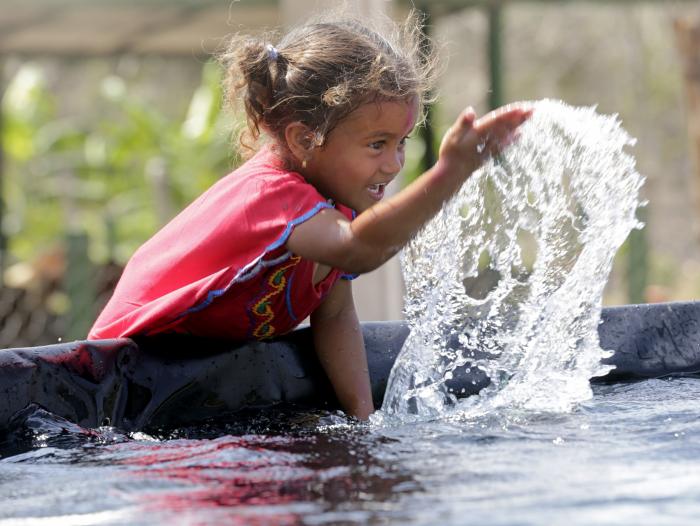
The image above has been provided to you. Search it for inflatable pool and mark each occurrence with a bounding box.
[2,301,700,431]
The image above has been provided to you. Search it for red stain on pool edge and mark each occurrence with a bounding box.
[40,340,130,383]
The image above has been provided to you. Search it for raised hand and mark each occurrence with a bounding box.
[438,104,533,176]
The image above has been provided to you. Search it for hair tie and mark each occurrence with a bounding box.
[266,44,279,62]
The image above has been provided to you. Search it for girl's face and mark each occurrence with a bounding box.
[303,98,418,213]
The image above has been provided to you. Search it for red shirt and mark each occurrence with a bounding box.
[89,147,355,341]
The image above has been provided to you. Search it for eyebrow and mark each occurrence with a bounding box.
[364,130,411,140]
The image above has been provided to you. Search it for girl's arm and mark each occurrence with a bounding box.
[287,105,531,273]
[310,278,373,420]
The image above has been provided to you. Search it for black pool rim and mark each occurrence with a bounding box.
[1,300,700,431]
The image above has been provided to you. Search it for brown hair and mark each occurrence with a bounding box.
[219,10,438,158]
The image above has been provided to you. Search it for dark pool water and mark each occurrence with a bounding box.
[2,377,700,526]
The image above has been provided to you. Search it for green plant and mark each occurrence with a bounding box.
[2,60,238,266]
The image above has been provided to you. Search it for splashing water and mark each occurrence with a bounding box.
[379,99,645,421]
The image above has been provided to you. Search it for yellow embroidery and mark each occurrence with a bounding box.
[251,256,300,339]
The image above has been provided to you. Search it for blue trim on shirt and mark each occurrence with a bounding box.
[265,201,335,252]
[286,273,297,321]
[185,288,226,314]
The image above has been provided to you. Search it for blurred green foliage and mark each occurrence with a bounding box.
[2,60,238,266]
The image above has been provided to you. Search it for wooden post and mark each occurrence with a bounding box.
[65,231,96,340]
[59,168,96,339]
[487,2,504,110]
[417,2,437,173]
[627,208,648,305]
[674,16,700,217]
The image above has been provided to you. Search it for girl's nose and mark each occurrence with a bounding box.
[382,150,404,174]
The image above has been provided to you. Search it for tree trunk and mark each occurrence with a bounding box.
[674,17,700,217]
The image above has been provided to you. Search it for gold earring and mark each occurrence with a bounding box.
[302,158,308,169]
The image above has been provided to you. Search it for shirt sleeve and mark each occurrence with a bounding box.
[90,168,335,339]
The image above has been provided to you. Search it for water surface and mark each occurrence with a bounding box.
[2,377,700,526]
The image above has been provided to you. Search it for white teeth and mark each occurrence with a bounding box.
[369,183,386,192]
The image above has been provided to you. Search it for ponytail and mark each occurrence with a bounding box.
[221,35,284,150]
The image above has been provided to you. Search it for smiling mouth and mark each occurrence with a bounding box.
[367,183,387,200]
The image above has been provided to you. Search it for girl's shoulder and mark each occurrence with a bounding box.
[233,146,301,182]
[219,147,316,201]
[219,147,341,219]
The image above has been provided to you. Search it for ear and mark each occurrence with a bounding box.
[284,121,315,166]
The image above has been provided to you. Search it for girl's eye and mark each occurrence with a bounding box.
[369,141,384,150]
[397,136,410,151]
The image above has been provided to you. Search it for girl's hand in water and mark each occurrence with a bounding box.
[438,104,532,176]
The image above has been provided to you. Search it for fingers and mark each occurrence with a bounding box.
[461,106,477,126]
[473,104,532,154]
[476,104,533,132]
[439,103,532,171]
[451,106,476,134]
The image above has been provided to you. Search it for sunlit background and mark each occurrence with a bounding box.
[0,0,699,347]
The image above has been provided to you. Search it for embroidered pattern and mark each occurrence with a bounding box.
[250,256,301,339]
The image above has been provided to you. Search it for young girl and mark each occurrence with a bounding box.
[89,14,530,420]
